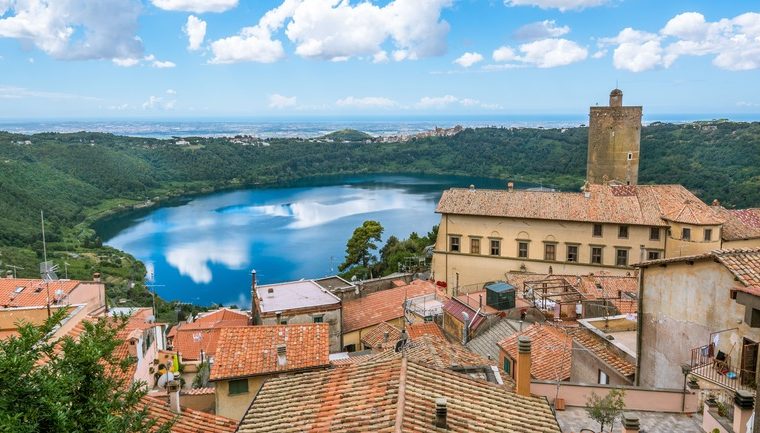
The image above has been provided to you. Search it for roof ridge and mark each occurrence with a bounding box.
[394,356,408,433]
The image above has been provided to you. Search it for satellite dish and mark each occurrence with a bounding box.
[157,372,175,389]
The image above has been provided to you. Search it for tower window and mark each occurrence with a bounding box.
[704,229,712,241]
[627,152,633,161]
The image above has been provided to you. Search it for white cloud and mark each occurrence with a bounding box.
[601,12,760,72]
[416,95,459,109]
[142,94,176,110]
[166,89,177,95]
[151,0,238,13]
[454,52,483,68]
[513,20,570,41]
[492,46,518,62]
[503,0,608,12]
[372,51,389,63]
[492,38,587,68]
[336,96,397,108]
[268,93,297,109]
[592,49,607,59]
[152,59,176,68]
[414,95,502,110]
[0,0,143,62]
[113,57,141,67]
[184,15,206,51]
[210,0,453,64]
[114,54,176,68]
[0,85,98,100]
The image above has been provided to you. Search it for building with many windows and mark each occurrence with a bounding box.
[432,182,724,291]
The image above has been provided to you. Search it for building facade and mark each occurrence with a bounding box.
[432,183,723,292]
[636,248,760,392]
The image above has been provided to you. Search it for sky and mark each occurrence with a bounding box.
[0,0,759,119]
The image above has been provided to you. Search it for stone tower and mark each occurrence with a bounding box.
[586,89,643,185]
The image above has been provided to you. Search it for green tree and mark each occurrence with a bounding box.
[585,388,626,432]
[0,309,172,433]
[339,220,384,272]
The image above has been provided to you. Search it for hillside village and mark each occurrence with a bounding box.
[4,90,760,433]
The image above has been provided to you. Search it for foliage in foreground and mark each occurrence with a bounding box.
[585,388,626,433]
[0,309,172,433]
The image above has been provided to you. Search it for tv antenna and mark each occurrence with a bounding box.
[40,211,60,317]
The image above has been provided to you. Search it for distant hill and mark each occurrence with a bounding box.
[320,129,374,141]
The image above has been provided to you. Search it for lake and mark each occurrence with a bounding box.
[97,174,509,306]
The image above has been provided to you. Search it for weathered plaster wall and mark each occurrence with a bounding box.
[639,260,760,388]
[260,308,342,353]
[570,339,632,386]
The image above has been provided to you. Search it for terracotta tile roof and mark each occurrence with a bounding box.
[436,184,722,226]
[237,355,560,433]
[173,328,222,361]
[714,207,760,241]
[209,324,330,381]
[499,323,572,381]
[180,387,215,396]
[142,395,237,433]
[572,329,635,377]
[361,321,402,350]
[330,351,378,366]
[343,280,438,333]
[195,308,249,325]
[407,322,446,340]
[0,278,82,308]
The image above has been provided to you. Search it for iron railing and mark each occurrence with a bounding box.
[690,344,756,392]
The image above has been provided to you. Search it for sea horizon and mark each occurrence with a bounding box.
[1,113,758,139]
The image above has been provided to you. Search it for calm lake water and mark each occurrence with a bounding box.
[97,174,508,306]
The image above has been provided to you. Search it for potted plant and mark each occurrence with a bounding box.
[704,392,718,407]
[687,375,699,389]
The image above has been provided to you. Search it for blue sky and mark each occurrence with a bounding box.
[0,0,758,119]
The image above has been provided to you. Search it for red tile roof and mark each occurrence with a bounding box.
[715,207,760,241]
[572,329,635,378]
[0,278,82,308]
[195,308,249,325]
[638,248,760,291]
[173,328,221,361]
[209,324,330,381]
[437,184,722,226]
[361,321,402,351]
[499,323,572,381]
[343,280,438,333]
[142,395,237,433]
[407,322,446,340]
[237,356,560,433]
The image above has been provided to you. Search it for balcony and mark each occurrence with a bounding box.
[690,341,757,392]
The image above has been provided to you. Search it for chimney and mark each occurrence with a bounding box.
[712,199,720,207]
[383,331,390,343]
[276,344,287,367]
[5,271,12,279]
[516,336,532,397]
[733,390,754,433]
[434,397,448,428]
[461,312,470,345]
[167,380,181,414]
[267,287,274,296]
[507,181,514,192]
[92,272,101,282]
[621,413,639,433]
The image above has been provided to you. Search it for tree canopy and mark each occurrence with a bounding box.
[0,309,172,433]
[339,220,384,275]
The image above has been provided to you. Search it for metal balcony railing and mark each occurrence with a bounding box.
[690,344,756,392]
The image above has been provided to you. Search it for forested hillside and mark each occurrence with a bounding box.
[0,121,758,311]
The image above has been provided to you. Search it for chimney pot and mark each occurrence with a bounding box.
[434,397,448,428]
[518,335,532,354]
[507,181,514,192]
[92,272,101,282]
[5,271,12,279]
[621,413,639,432]
[267,287,274,294]
[383,331,390,343]
[167,380,181,414]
